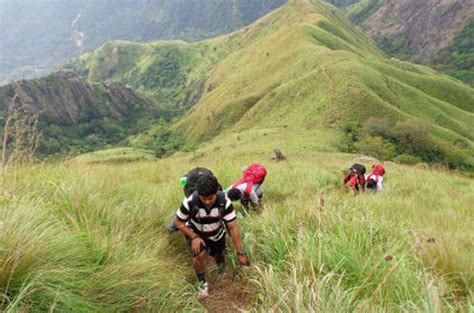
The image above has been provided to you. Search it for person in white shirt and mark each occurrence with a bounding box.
[365,164,385,192]
[366,174,383,192]
[226,182,263,209]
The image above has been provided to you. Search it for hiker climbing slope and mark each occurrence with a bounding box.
[174,174,249,297]
[365,164,386,192]
[167,167,222,232]
[226,163,267,209]
[343,163,366,194]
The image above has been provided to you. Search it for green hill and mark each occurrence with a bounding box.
[68,0,474,171]
[68,40,221,119]
[173,0,474,170]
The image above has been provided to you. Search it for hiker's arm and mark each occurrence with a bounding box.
[226,221,250,266]
[377,176,383,191]
[176,200,205,254]
[175,218,195,239]
[175,219,205,255]
[226,221,243,251]
[175,200,194,239]
[222,201,249,265]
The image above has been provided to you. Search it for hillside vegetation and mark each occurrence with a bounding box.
[431,17,474,85]
[67,0,474,172]
[0,71,155,156]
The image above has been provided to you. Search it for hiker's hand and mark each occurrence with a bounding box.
[238,254,250,266]
[192,237,205,255]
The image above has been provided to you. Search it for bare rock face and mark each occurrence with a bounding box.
[362,0,474,62]
[0,70,153,125]
[0,70,156,155]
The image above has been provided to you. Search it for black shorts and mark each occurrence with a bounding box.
[186,234,226,257]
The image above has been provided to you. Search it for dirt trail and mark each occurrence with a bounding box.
[199,258,255,312]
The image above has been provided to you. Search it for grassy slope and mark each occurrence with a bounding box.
[1,146,473,311]
[171,0,474,167]
[67,40,219,119]
[68,0,474,167]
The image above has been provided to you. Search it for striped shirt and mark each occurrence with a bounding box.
[176,192,236,241]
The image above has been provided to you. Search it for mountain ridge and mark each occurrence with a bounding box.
[2,0,473,170]
[96,0,473,169]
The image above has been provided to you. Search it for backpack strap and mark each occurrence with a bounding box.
[245,183,254,197]
[188,191,227,219]
[216,191,227,217]
[232,178,246,189]
[188,191,201,220]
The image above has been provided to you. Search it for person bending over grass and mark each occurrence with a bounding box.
[365,164,385,192]
[175,174,249,297]
[343,163,366,194]
[226,163,267,209]
[226,183,262,209]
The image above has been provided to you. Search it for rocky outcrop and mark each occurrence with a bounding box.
[0,70,154,125]
[0,70,157,155]
[357,0,474,62]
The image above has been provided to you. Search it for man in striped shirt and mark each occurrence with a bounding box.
[175,174,249,297]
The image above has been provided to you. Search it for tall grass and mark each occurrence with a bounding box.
[1,162,202,312]
[2,148,472,311]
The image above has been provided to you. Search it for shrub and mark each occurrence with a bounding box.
[363,117,393,138]
[355,135,397,160]
[394,154,422,165]
[390,120,437,158]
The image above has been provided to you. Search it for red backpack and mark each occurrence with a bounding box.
[232,163,267,196]
[372,164,385,176]
[366,164,385,185]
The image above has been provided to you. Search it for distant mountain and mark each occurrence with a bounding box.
[70,0,474,170]
[328,0,474,84]
[0,0,286,85]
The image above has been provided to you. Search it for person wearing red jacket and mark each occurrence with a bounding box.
[343,164,366,194]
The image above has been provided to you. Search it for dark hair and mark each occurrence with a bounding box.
[197,175,219,196]
[366,179,376,190]
[227,188,243,201]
